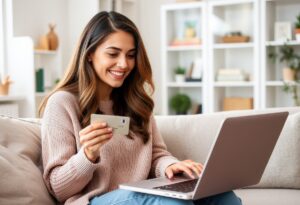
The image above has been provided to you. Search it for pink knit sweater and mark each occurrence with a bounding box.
[41,91,179,205]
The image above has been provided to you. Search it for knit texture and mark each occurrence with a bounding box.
[41,91,179,205]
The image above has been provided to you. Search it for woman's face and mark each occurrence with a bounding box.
[90,30,136,89]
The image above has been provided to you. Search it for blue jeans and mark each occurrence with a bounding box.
[90,189,242,205]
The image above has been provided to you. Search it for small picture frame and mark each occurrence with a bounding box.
[274,22,292,41]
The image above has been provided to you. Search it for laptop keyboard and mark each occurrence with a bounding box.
[154,179,198,193]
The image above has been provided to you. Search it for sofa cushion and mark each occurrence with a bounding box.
[0,116,55,205]
[253,111,300,188]
[235,189,300,205]
[155,107,300,189]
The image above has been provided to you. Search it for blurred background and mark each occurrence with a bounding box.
[1,0,300,118]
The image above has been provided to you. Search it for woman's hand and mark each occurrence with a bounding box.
[79,122,113,163]
[165,159,203,179]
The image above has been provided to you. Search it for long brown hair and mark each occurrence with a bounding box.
[39,11,154,143]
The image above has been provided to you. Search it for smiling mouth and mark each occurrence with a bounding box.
[108,70,126,79]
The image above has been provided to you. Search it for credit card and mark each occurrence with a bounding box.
[91,114,130,135]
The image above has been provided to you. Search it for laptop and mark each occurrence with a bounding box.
[119,112,288,200]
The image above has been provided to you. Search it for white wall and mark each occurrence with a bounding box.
[0,0,4,77]
[12,0,69,78]
[138,0,175,114]
[67,0,99,73]
[12,0,99,77]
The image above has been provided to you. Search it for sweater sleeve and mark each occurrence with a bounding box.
[41,92,100,202]
[150,115,179,178]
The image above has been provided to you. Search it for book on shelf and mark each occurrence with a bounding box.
[192,103,202,114]
[185,78,202,82]
[187,58,202,81]
[216,68,248,82]
[218,68,243,75]
[216,75,247,81]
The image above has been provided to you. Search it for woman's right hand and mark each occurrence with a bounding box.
[79,122,113,162]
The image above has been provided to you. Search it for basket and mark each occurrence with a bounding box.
[222,36,250,43]
[223,97,253,111]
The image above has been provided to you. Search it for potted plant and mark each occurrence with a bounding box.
[295,13,300,41]
[170,93,191,115]
[174,66,186,83]
[269,44,299,81]
[268,44,300,106]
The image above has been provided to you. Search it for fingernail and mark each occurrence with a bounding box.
[102,122,106,126]
[107,127,112,131]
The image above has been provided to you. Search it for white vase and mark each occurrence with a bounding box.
[175,74,185,83]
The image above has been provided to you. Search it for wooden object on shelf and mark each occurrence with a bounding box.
[47,24,59,50]
[0,76,12,96]
[223,97,253,111]
[37,35,49,50]
[221,35,250,43]
[0,84,9,95]
[171,38,201,46]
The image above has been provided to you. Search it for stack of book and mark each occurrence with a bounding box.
[216,69,247,82]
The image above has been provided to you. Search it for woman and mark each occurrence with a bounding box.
[40,11,242,205]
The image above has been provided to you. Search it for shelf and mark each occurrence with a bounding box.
[0,95,26,102]
[34,50,57,55]
[35,92,49,97]
[266,0,300,3]
[210,0,254,7]
[167,45,203,51]
[167,82,202,87]
[266,81,300,86]
[213,43,254,49]
[266,81,284,86]
[214,81,254,87]
[266,41,300,47]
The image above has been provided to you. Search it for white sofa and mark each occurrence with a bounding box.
[0,107,300,205]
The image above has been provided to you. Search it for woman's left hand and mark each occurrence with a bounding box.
[165,159,203,179]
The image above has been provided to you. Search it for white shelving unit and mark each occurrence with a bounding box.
[208,0,259,112]
[34,50,60,93]
[261,0,300,108]
[161,0,259,114]
[161,2,207,115]
[162,0,300,115]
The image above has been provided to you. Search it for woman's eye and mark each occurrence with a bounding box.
[127,53,136,59]
[108,53,118,58]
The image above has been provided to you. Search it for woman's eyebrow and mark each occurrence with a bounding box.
[106,46,136,52]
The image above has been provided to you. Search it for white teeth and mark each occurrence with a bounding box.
[109,71,125,76]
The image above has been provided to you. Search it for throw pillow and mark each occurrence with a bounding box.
[0,116,55,205]
[253,111,300,188]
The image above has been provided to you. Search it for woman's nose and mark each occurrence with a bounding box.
[117,56,128,69]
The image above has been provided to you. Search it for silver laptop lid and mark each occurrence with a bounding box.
[192,112,288,200]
